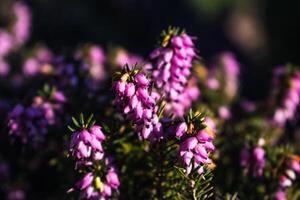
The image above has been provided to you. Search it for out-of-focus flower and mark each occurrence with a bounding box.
[220,52,240,101]
[23,46,53,76]
[252,146,266,177]
[0,58,10,76]
[218,106,231,120]
[240,139,266,177]
[0,30,13,57]
[6,188,26,200]
[206,77,220,90]
[12,2,31,47]
[7,88,66,145]
[114,47,143,68]
[75,45,106,90]
[274,190,286,200]
[272,67,300,126]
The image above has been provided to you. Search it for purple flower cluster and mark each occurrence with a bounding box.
[274,157,300,200]
[32,91,66,125]
[7,104,48,144]
[69,125,106,167]
[68,123,120,199]
[0,2,31,76]
[177,119,216,175]
[75,45,107,90]
[114,69,163,141]
[273,70,300,126]
[7,90,66,144]
[150,31,199,117]
[53,57,78,88]
[75,158,120,200]
[240,140,266,177]
[23,46,53,76]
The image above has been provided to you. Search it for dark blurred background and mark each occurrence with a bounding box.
[26,0,300,100]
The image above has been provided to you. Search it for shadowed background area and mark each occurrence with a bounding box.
[25,0,300,100]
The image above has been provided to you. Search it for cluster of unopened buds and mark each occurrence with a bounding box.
[176,114,216,175]
[67,115,120,199]
[273,67,300,126]
[150,27,200,117]
[70,124,106,168]
[240,138,266,177]
[114,67,163,141]
[274,156,300,200]
[7,87,66,144]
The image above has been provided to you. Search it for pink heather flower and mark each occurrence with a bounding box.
[0,59,10,76]
[204,117,217,134]
[179,128,215,175]
[279,175,292,188]
[150,32,199,117]
[114,70,162,141]
[12,2,31,47]
[73,159,120,200]
[114,48,143,68]
[69,125,106,167]
[0,30,13,57]
[218,106,231,120]
[106,170,120,189]
[32,90,66,125]
[221,52,240,100]
[290,159,300,173]
[36,46,53,62]
[176,122,187,138]
[7,89,65,145]
[166,77,200,117]
[23,57,40,76]
[7,188,26,200]
[88,45,106,82]
[274,190,286,200]
[207,77,220,90]
[272,67,300,126]
[75,45,106,90]
[252,146,266,177]
[22,46,53,76]
[53,91,67,103]
[274,157,300,197]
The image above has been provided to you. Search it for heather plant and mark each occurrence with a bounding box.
[0,1,300,200]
